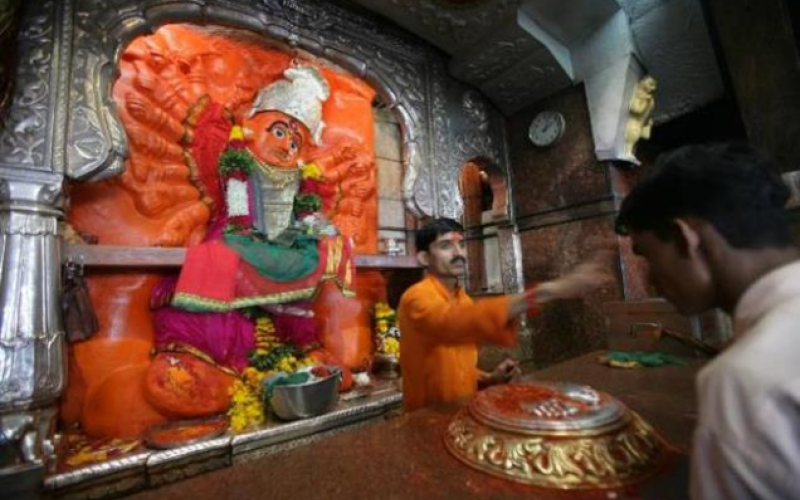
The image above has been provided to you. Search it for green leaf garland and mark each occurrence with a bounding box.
[218,148,256,177]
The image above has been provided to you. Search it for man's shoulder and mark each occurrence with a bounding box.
[399,278,435,308]
[698,335,800,440]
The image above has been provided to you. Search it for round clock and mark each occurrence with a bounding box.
[528,111,566,147]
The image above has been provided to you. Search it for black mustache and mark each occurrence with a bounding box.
[450,256,466,265]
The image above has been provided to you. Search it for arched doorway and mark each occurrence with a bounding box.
[459,158,508,295]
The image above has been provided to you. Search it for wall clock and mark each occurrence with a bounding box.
[528,110,566,147]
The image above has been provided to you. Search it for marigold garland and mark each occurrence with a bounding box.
[228,377,264,432]
[374,302,401,359]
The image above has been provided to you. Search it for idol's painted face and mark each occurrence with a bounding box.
[420,231,467,279]
[244,111,311,168]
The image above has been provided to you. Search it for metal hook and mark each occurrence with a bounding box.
[64,258,73,280]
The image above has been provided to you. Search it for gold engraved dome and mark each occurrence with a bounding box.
[444,381,667,489]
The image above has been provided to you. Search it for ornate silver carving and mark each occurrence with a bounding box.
[496,224,523,294]
[66,0,445,214]
[427,79,509,219]
[0,1,56,169]
[452,35,534,85]
[259,0,336,31]
[0,169,64,207]
[50,0,72,175]
[455,90,503,168]
[0,408,57,468]
[0,0,23,118]
[381,0,519,47]
[67,1,126,181]
[261,0,425,59]
[482,51,566,114]
[0,204,64,410]
[462,91,489,132]
[429,63,454,218]
[0,211,58,235]
[401,136,428,216]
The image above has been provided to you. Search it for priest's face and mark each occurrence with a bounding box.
[244,110,312,169]
[421,231,467,279]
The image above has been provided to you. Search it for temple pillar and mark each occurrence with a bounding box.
[0,0,69,497]
[0,171,64,499]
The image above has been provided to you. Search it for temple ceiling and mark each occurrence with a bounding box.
[345,0,724,122]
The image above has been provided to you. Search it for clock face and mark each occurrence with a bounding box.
[528,111,565,147]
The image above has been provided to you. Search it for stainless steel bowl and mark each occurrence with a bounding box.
[267,367,341,421]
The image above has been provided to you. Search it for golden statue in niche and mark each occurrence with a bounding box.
[623,75,657,162]
[65,25,380,438]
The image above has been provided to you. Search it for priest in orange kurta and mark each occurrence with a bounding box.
[399,218,611,411]
[399,275,526,410]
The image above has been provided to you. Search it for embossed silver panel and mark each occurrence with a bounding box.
[0,1,57,170]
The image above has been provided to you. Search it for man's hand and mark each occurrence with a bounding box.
[533,250,615,303]
[507,247,615,320]
[480,357,521,387]
[494,357,521,383]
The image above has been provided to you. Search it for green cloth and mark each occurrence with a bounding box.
[224,231,319,282]
[606,351,687,367]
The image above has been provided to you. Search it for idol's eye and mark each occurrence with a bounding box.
[273,127,286,139]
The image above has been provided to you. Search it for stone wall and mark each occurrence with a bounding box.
[506,85,625,367]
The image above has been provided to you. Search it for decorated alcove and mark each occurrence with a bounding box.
[0,0,523,461]
[63,23,391,438]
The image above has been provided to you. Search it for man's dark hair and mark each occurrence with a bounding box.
[415,218,464,253]
[615,143,793,249]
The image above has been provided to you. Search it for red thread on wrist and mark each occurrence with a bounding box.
[525,285,540,315]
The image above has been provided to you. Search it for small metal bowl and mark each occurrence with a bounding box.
[267,366,341,421]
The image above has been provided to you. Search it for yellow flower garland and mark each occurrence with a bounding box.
[373,302,401,359]
[228,378,265,432]
[230,314,326,431]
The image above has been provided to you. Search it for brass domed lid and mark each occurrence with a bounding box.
[445,381,666,489]
[468,381,628,437]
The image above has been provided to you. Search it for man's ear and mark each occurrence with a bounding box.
[673,218,702,259]
[416,250,430,267]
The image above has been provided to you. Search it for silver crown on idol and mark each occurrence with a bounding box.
[248,61,331,143]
